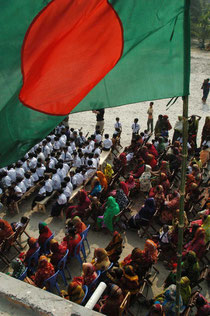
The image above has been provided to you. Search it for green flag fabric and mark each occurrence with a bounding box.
[0,0,190,167]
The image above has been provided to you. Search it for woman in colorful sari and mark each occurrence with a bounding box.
[120,247,142,267]
[126,175,136,191]
[89,180,102,197]
[62,281,85,304]
[105,231,123,263]
[146,142,158,158]
[154,284,185,316]
[11,258,26,279]
[120,181,129,197]
[104,163,114,184]
[159,173,170,195]
[146,153,157,170]
[92,248,111,271]
[99,284,124,316]
[202,214,210,243]
[33,255,55,288]
[82,262,97,286]
[121,265,139,295]
[195,293,210,316]
[139,165,152,192]
[0,219,13,243]
[143,239,158,265]
[66,190,91,219]
[185,174,196,195]
[183,227,206,260]
[96,171,108,191]
[119,152,127,167]
[180,276,191,306]
[72,216,87,234]
[128,198,156,229]
[115,188,129,210]
[62,227,81,257]
[161,191,180,223]
[182,251,200,284]
[132,158,145,178]
[24,237,40,265]
[97,196,120,232]
[49,239,67,269]
[38,222,53,251]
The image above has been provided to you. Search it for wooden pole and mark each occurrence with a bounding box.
[175,95,188,315]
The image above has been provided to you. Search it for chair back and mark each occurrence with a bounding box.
[44,270,60,291]
[81,285,88,305]
[74,236,84,257]
[57,249,69,271]
[119,292,131,316]
[43,234,54,254]
[89,270,101,292]
[101,262,114,275]
[28,247,41,271]
[81,225,90,240]
[18,267,28,281]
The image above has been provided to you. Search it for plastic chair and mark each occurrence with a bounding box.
[100,262,114,281]
[41,234,54,255]
[57,249,71,285]
[81,285,88,306]
[27,247,41,274]
[88,270,101,295]
[80,225,90,260]
[18,267,28,281]
[72,236,85,268]
[44,270,61,295]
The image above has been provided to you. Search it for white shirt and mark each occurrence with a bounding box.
[54,141,60,150]
[94,147,101,156]
[66,181,73,193]
[73,156,81,168]
[59,138,66,149]
[67,146,73,154]
[63,186,71,198]
[57,168,66,182]
[70,141,76,151]
[92,158,98,169]
[24,178,33,189]
[74,173,84,186]
[14,185,23,197]
[114,122,122,129]
[84,169,95,180]
[38,186,46,196]
[49,159,56,169]
[18,181,27,193]
[52,174,61,190]
[57,193,67,205]
[31,173,39,182]
[7,169,16,182]
[45,179,53,193]
[126,153,134,161]
[132,123,140,133]
[2,176,12,187]
[37,152,45,162]
[36,166,46,178]
[43,145,51,158]
[16,167,25,178]
[22,161,30,172]
[60,151,73,162]
[60,134,67,144]
[29,157,37,169]
[103,138,112,149]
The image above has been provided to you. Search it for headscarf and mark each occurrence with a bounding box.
[139,198,156,218]
[162,284,184,314]
[0,219,13,239]
[160,160,170,174]
[131,248,144,264]
[149,304,163,316]
[144,239,158,263]
[126,175,135,190]
[79,189,88,204]
[34,255,55,288]
[104,163,114,180]
[115,189,129,210]
[38,222,52,247]
[193,227,206,243]
[82,263,97,286]
[93,248,111,271]
[122,265,139,294]
[180,277,191,305]
[67,281,85,304]
[160,172,167,182]
[38,222,48,233]
[96,171,108,190]
[72,216,86,234]
[119,153,127,167]
[28,237,38,248]
[103,196,120,231]
[120,181,129,196]
[202,215,210,243]
[11,258,26,279]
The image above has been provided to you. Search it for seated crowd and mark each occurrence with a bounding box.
[0,113,210,316]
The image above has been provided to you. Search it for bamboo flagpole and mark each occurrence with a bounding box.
[175,95,189,315]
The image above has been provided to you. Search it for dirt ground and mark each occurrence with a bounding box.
[0,48,209,315]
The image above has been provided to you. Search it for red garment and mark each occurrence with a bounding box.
[147,144,158,158]
[77,190,91,214]
[74,221,87,234]
[161,179,170,194]
[25,244,39,264]
[121,254,132,266]
[63,233,81,256]
[119,153,127,167]
[0,219,13,243]
[34,258,55,288]
[133,165,145,178]
[183,228,206,259]
[50,242,67,268]
[120,181,129,196]
[38,226,53,248]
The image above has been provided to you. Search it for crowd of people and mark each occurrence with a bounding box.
[0,109,209,315]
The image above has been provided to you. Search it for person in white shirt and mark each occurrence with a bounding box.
[28,153,38,169]
[72,152,81,168]
[24,173,34,190]
[59,135,66,149]
[31,168,39,183]
[1,171,12,188]
[94,143,101,156]
[131,118,140,139]
[84,160,96,181]
[46,137,53,153]
[42,143,51,159]
[16,162,25,178]
[69,171,78,189]
[36,163,46,179]
[7,165,17,183]
[69,139,76,151]
[21,158,30,172]
[31,180,46,208]
[61,182,71,199]
[64,177,73,194]
[44,175,53,195]
[102,134,113,151]
[16,177,27,194]
[54,137,61,151]
[114,117,122,133]
[51,190,67,217]
[36,148,45,162]
[52,169,62,190]
[74,169,85,186]
[57,163,66,182]
[14,183,23,199]
[78,131,86,145]
[60,147,73,163]
[60,131,67,144]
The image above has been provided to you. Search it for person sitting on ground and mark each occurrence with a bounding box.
[72,216,87,234]
[91,248,111,271]
[0,219,13,243]
[105,231,123,263]
[38,222,53,251]
[62,227,81,257]
[33,255,55,288]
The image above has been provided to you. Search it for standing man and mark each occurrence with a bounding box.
[92,108,105,133]
[147,102,154,133]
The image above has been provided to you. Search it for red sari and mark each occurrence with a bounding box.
[183,228,206,259]
[0,219,13,243]
[50,241,67,268]
[34,256,55,288]
[62,233,81,256]
[38,224,53,248]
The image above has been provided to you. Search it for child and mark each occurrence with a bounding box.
[114,117,122,133]
[11,216,28,232]
[131,118,140,139]
[102,134,113,151]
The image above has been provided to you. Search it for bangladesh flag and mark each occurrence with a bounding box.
[0,0,190,167]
